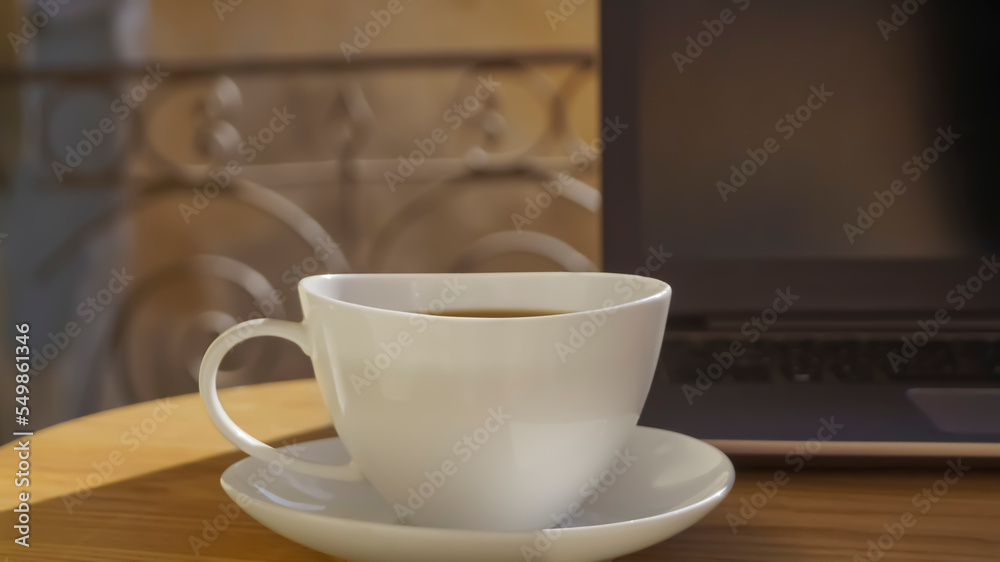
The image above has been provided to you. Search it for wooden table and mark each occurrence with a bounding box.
[2,379,998,561]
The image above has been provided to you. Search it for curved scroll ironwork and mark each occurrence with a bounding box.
[448,58,594,166]
[110,255,288,401]
[35,174,351,280]
[13,49,602,418]
[451,230,599,273]
[367,160,601,272]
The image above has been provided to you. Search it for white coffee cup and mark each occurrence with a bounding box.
[200,272,670,531]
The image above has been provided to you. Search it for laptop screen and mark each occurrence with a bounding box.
[604,0,999,314]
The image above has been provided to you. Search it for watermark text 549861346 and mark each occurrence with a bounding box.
[13,322,34,549]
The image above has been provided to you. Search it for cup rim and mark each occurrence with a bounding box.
[298,272,671,321]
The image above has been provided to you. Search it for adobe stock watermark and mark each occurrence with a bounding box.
[716,84,833,202]
[26,268,135,376]
[544,0,588,30]
[877,0,929,41]
[189,235,337,351]
[385,74,501,192]
[61,398,180,513]
[339,0,413,62]
[178,105,296,223]
[392,407,511,523]
[511,116,628,232]
[727,417,843,533]
[672,0,750,73]
[554,244,671,363]
[842,126,959,244]
[350,277,468,395]
[51,64,170,182]
[521,449,638,561]
[278,234,342,289]
[189,439,308,556]
[886,254,997,373]
[683,287,799,404]
[7,0,72,54]
[852,459,970,562]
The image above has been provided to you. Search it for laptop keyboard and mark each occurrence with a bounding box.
[659,338,1000,383]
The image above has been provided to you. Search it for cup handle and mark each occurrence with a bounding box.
[199,318,365,481]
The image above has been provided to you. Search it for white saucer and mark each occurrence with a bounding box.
[220,426,734,562]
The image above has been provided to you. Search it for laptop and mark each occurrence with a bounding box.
[601,0,1000,461]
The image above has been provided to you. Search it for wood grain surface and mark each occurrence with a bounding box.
[2,379,998,561]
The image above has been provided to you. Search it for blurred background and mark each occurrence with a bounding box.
[0,0,602,432]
